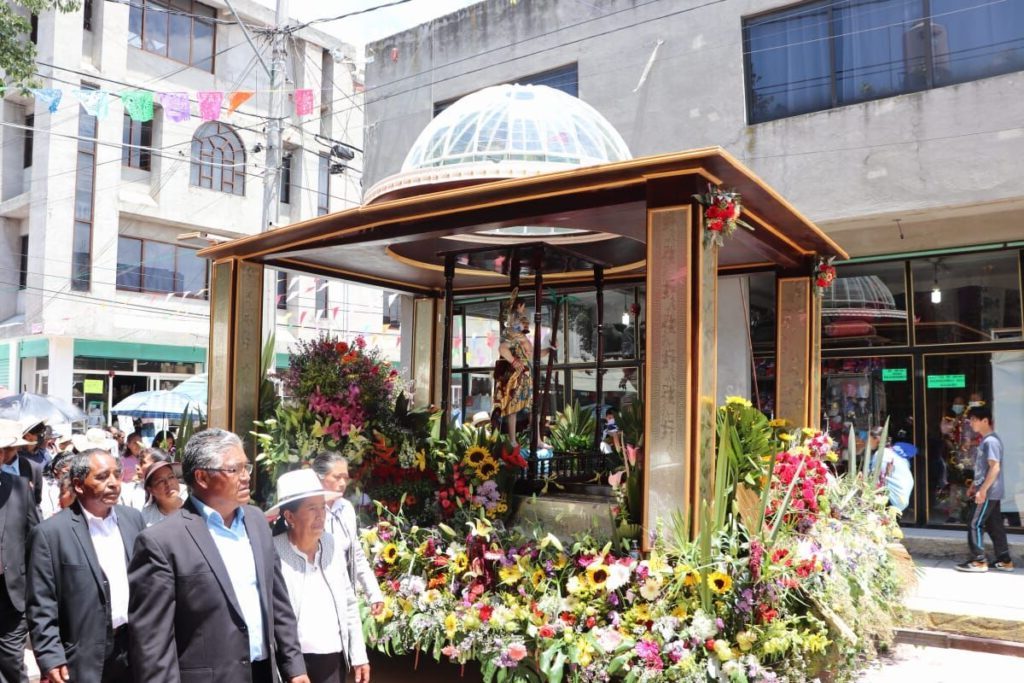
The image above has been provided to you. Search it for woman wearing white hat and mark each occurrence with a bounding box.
[267,469,370,683]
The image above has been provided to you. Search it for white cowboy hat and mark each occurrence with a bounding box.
[471,410,492,427]
[71,427,118,456]
[265,469,343,518]
[0,419,31,448]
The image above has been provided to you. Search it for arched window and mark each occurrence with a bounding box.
[190,122,245,195]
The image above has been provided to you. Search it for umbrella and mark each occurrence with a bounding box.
[0,392,87,425]
[170,373,207,407]
[111,390,205,419]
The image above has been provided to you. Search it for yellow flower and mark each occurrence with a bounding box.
[707,571,732,594]
[381,543,399,564]
[553,553,569,570]
[414,449,427,471]
[444,613,458,639]
[578,640,596,667]
[476,457,500,479]
[496,501,509,514]
[671,604,688,619]
[713,639,737,661]
[499,564,523,585]
[725,396,752,408]
[530,568,546,590]
[778,433,793,443]
[801,427,816,437]
[736,631,756,652]
[769,419,788,428]
[452,552,469,573]
[585,564,610,591]
[804,632,829,653]
[463,445,490,467]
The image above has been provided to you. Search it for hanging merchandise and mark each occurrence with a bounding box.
[294,88,314,116]
[72,88,110,119]
[197,91,224,121]
[227,90,254,115]
[31,88,63,113]
[121,91,154,122]
[157,92,191,123]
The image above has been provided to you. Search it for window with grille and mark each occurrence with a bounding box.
[190,122,245,195]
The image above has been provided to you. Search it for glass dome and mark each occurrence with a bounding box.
[402,84,632,171]
[823,275,907,319]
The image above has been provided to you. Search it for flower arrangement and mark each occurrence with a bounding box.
[360,400,911,683]
[815,257,838,296]
[693,185,754,248]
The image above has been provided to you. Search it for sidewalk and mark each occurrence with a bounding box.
[901,527,1024,643]
[858,643,1024,680]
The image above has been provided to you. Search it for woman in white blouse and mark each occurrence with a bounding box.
[268,469,370,683]
[140,454,184,526]
[312,452,384,615]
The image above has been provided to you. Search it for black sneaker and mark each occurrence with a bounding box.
[955,559,989,573]
[992,560,1015,572]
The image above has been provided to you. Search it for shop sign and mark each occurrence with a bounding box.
[881,368,907,382]
[83,379,105,394]
[926,374,966,389]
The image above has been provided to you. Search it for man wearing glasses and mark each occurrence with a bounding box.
[127,429,309,683]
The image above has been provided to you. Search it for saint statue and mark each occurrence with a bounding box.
[492,291,533,441]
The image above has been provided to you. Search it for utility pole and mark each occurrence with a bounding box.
[223,0,288,342]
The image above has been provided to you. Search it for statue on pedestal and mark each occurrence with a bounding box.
[492,291,533,442]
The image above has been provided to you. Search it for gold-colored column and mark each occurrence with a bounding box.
[642,200,718,546]
[411,297,440,410]
[775,276,819,427]
[207,259,264,449]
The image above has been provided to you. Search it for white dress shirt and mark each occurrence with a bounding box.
[287,543,344,655]
[81,506,130,629]
[326,498,384,604]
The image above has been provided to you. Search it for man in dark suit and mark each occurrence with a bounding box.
[0,420,43,507]
[0,456,41,683]
[128,428,309,683]
[27,449,145,683]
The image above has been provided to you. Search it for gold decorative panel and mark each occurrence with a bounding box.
[643,206,691,547]
[412,297,438,410]
[692,239,718,533]
[232,260,263,445]
[776,277,813,426]
[208,261,233,430]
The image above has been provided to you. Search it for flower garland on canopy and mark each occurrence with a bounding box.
[815,257,838,296]
[693,185,754,248]
[360,401,911,683]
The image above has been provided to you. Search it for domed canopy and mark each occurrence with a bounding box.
[365,84,632,203]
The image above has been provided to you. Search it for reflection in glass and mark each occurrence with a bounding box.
[823,263,908,348]
[913,252,1022,344]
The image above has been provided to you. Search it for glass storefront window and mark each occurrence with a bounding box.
[567,287,642,363]
[136,361,202,374]
[822,262,908,349]
[923,352,1023,529]
[912,251,1022,345]
[821,355,917,523]
[75,357,134,371]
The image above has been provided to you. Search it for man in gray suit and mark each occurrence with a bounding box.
[0,444,41,683]
[128,429,309,683]
[27,449,145,683]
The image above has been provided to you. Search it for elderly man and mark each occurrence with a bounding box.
[27,449,145,683]
[128,429,309,683]
[0,431,41,683]
[0,419,42,507]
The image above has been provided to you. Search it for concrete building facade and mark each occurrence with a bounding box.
[363,0,1024,528]
[1,0,398,418]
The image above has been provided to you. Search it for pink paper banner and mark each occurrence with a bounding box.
[294,89,314,116]
[197,91,224,121]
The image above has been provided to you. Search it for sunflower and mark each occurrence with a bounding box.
[476,457,500,479]
[463,445,491,467]
[585,563,611,591]
[381,543,399,565]
[707,571,733,594]
[530,568,546,590]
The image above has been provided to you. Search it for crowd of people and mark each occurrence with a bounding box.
[0,418,375,683]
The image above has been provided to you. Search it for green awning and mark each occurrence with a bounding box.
[73,339,206,363]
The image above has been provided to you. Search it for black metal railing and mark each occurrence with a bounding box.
[515,450,614,493]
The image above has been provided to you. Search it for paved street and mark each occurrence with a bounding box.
[859,643,1024,680]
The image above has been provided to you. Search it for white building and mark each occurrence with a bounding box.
[0,0,399,417]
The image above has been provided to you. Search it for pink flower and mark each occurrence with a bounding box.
[507,643,528,662]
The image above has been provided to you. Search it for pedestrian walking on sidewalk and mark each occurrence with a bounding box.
[955,404,1014,573]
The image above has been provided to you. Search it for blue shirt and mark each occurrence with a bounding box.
[0,460,18,477]
[192,498,266,661]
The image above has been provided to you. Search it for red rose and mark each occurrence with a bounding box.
[479,605,493,622]
[538,625,555,639]
[335,341,349,354]
[707,219,724,232]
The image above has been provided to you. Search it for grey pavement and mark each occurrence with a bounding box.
[858,643,1024,680]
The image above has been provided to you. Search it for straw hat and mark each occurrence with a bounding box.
[0,419,31,448]
[265,469,343,518]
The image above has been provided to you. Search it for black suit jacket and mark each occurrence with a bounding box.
[128,497,306,683]
[0,471,40,612]
[26,502,145,683]
[17,456,42,507]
